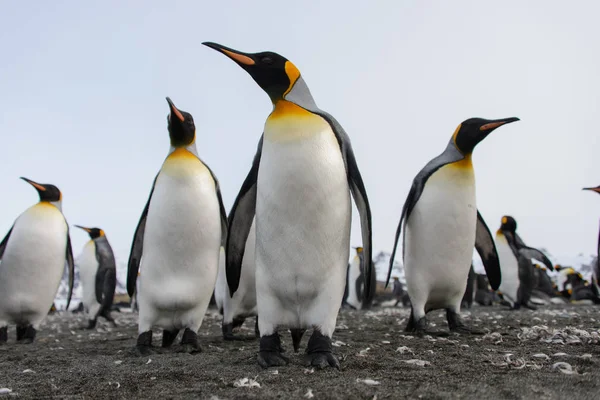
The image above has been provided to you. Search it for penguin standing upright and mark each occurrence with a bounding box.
[388,117,518,335]
[495,216,554,309]
[583,185,600,297]
[344,247,366,310]
[0,178,74,344]
[74,225,117,329]
[220,219,258,340]
[203,42,373,369]
[127,98,228,355]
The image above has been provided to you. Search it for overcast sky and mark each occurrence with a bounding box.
[1,1,598,265]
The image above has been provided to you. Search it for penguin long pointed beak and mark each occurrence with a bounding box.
[74,225,92,233]
[166,97,185,122]
[202,42,256,66]
[583,186,600,194]
[20,177,46,192]
[479,117,520,132]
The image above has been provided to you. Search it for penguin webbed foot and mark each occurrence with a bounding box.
[133,330,155,356]
[16,325,36,344]
[303,331,340,370]
[405,311,429,337]
[447,309,483,335]
[0,327,7,344]
[257,333,289,368]
[85,319,97,330]
[179,328,202,354]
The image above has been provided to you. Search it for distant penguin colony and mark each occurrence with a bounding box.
[0,42,598,377]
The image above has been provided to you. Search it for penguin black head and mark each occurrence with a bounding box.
[74,225,105,239]
[499,215,517,233]
[583,186,600,195]
[166,97,195,147]
[202,42,300,104]
[20,177,61,203]
[452,117,520,154]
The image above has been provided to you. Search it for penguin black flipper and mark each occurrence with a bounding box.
[0,225,14,260]
[313,111,374,304]
[517,246,554,271]
[226,136,263,296]
[474,210,501,290]
[94,239,117,304]
[65,229,75,310]
[204,164,229,246]
[127,174,159,297]
[387,145,465,286]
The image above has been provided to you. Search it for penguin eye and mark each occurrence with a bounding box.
[261,56,273,65]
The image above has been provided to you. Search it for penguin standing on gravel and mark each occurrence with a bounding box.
[388,117,518,335]
[127,98,228,355]
[583,185,600,297]
[495,216,554,309]
[203,42,373,369]
[74,225,117,329]
[0,178,74,344]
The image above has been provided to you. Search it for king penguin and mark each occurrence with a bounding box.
[343,247,375,310]
[203,42,373,369]
[127,97,228,355]
[388,117,519,335]
[495,215,554,309]
[74,225,117,329]
[583,185,600,298]
[0,177,74,344]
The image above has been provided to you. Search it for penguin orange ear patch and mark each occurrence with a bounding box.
[501,217,507,224]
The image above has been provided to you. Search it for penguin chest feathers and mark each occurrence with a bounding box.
[264,100,332,143]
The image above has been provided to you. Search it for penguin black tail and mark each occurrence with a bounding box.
[290,329,306,353]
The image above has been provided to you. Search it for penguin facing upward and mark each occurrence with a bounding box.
[127,98,228,355]
[344,247,366,310]
[0,178,74,344]
[74,225,117,329]
[388,117,519,335]
[495,216,554,309]
[203,42,373,369]
[583,185,600,298]
[220,219,258,340]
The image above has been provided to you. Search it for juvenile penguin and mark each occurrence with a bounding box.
[0,177,74,344]
[388,117,519,335]
[220,219,258,340]
[127,98,228,355]
[74,225,117,329]
[495,216,553,309]
[344,247,366,310]
[583,185,600,297]
[203,42,373,369]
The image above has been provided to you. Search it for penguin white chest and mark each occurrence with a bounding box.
[0,203,67,325]
[77,241,100,315]
[496,233,519,303]
[404,159,476,309]
[140,149,221,313]
[255,104,351,330]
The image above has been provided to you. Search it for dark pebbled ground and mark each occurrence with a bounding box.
[1,304,599,399]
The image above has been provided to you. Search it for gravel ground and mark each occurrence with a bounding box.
[1,304,599,399]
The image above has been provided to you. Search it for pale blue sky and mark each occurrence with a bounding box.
[1,1,598,264]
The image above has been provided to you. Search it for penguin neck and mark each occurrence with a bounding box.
[168,142,198,158]
[39,200,62,211]
[280,75,319,112]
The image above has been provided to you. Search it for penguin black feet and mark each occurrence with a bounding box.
[162,329,180,348]
[447,309,483,335]
[102,312,118,328]
[257,333,289,368]
[179,328,202,354]
[303,331,340,370]
[16,325,36,344]
[405,310,428,336]
[86,319,97,330]
[134,330,154,356]
[0,327,7,345]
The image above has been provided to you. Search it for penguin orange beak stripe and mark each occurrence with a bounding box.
[201,42,255,66]
[74,225,92,233]
[479,117,520,131]
[20,177,46,192]
[166,97,185,122]
[583,187,600,193]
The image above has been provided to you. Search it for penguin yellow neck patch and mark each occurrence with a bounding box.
[163,147,207,176]
[449,153,473,170]
[265,100,329,142]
